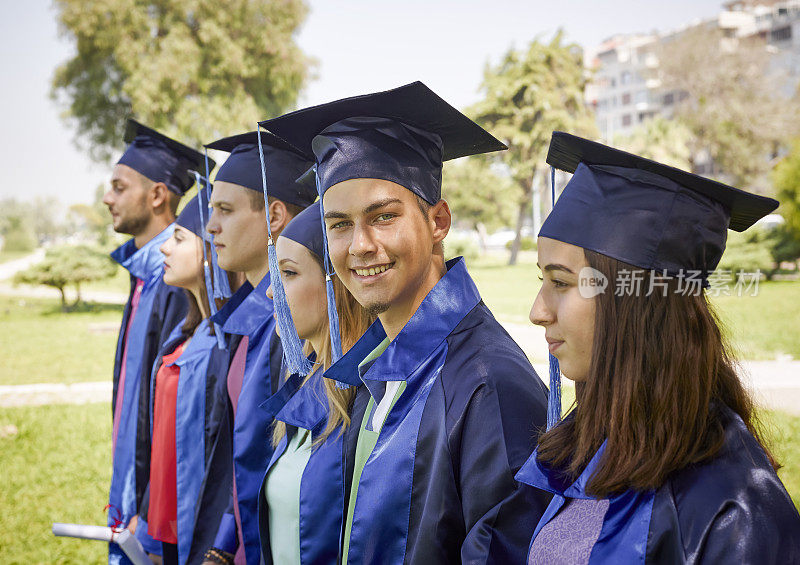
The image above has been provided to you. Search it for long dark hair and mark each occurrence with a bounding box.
[181,241,236,337]
[536,249,778,497]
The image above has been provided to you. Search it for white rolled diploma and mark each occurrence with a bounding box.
[52,523,151,565]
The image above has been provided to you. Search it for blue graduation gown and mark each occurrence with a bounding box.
[208,273,283,564]
[516,406,800,563]
[139,319,232,565]
[108,226,187,563]
[326,257,551,564]
[257,369,346,565]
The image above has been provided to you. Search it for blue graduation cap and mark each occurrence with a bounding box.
[118,119,214,195]
[205,131,316,207]
[259,82,507,376]
[541,131,779,429]
[259,81,507,203]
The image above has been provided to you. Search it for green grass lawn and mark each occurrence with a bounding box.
[0,296,122,386]
[468,253,800,360]
[1,399,797,564]
[0,403,111,564]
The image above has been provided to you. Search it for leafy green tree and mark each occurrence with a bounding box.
[52,0,312,161]
[717,229,775,279]
[442,156,516,248]
[0,199,37,252]
[469,31,597,265]
[14,245,118,311]
[772,140,800,244]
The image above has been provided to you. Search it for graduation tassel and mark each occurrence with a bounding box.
[313,167,347,387]
[192,172,227,350]
[205,148,231,300]
[257,129,312,376]
[547,165,562,431]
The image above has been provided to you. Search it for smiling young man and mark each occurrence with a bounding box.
[263,82,551,564]
[105,119,213,564]
[202,131,315,565]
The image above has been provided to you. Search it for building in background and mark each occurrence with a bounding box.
[586,0,800,142]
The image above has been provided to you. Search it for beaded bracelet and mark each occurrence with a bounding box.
[204,547,234,565]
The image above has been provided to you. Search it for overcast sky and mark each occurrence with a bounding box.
[1,0,722,206]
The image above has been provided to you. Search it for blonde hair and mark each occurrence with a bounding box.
[272,256,373,447]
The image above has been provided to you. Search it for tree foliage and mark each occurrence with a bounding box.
[442,157,516,237]
[772,139,800,245]
[51,0,312,161]
[469,31,597,264]
[657,27,800,187]
[14,245,118,311]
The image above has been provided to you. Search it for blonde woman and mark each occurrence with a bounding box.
[258,201,372,565]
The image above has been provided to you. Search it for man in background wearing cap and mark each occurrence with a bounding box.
[202,132,315,565]
[263,82,551,564]
[104,120,212,563]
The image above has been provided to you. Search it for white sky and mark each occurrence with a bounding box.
[1,0,722,206]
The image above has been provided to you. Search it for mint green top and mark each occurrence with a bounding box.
[264,427,312,565]
[342,337,406,563]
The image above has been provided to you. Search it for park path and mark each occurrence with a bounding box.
[0,257,797,413]
[1,320,797,414]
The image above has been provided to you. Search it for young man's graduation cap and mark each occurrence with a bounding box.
[205,131,316,207]
[118,119,214,195]
[259,81,507,375]
[540,131,779,429]
[260,80,507,203]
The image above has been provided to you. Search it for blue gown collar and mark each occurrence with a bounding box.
[275,368,329,432]
[210,280,252,327]
[325,257,481,389]
[173,323,218,367]
[220,272,273,336]
[110,224,174,281]
[516,437,608,500]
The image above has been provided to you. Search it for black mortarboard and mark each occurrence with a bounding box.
[205,131,316,208]
[541,132,779,278]
[118,119,214,195]
[259,81,507,204]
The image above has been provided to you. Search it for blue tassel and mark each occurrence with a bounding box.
[268,237,313,375]
[257,127,312,376]
[313,168,347,388]
[203,148,231,300]
[192,172,227,350]
[547,353,561,430]
[546,165,561,430]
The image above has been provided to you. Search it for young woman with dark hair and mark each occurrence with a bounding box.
[133,196,235,565]
[517,133,800,564]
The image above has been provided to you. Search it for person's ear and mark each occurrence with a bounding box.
[268,199,291,235]
[150,182,169,212]
[430,199,451,245]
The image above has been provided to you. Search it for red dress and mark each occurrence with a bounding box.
[148,341,186,544]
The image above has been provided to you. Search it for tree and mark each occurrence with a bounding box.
[51,0,312,161]
[772,140,800,243]
[442,156,516,248]
[0,199,37,253]
[14,245,118,311]
[469,31,597,265]
[657,27,800,188]
[614,116,693,170]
